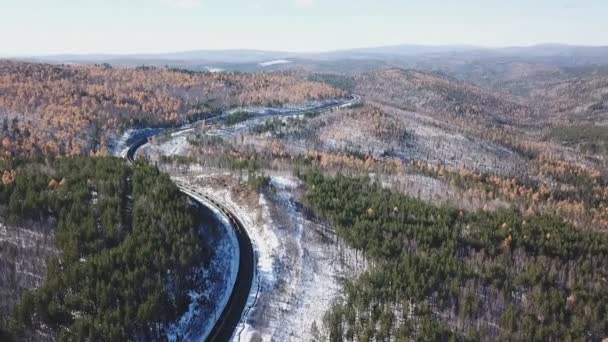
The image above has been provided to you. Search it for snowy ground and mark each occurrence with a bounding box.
[0,223,55,252]
[0,222,58,321]
[310,103,525,175]
[221,97,352,118]
[175,172,366,341]
[107,128,163,157]
[148,134,191,158]
[166,191,240,341]
[109,97,354,159]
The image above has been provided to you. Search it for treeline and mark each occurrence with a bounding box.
[0,60,344,158]
[0,157,208,340]
[300,170,608,341]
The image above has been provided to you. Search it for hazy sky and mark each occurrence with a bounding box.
[1,0,607,55]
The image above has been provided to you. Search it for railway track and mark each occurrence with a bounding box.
[127,137,255,342]
[179,187,255,342]
[124,94,361,341]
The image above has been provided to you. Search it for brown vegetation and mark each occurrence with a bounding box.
[0,61,344,158]
[355,68,537,126]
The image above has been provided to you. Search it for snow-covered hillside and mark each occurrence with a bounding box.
[175,172,366,341]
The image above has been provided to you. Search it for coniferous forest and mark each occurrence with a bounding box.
[0,157,207,340]
[301,170,608,341]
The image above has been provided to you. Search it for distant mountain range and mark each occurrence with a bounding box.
[18,44,607,62]
[14,44,608,73]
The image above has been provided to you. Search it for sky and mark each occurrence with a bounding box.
[1,0,607,56]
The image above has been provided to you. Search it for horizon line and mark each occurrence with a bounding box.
[3,42,608,59]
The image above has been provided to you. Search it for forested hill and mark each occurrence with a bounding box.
[0,60,345,159]
[0,157,208,340]
[301,170,608,341]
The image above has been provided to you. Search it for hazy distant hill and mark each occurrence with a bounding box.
[26,49,288,64]
[17,44,608,72]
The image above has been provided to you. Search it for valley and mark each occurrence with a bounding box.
[2,43,608,341]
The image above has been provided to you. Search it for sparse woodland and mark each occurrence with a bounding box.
[354,68,538,126]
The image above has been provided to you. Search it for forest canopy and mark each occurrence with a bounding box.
[0,157,208,340]
[0,60,345,158]
[300,170,608,341]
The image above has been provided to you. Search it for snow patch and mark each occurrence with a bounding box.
[270,176,300,189]
[258,60,292,67]
[158,135,190,156]
[107,128,162,158]
[205,66,225,73]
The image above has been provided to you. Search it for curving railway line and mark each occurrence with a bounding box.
[124,94,361,341]
[127,138,254,342]
[179,187,255,342]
